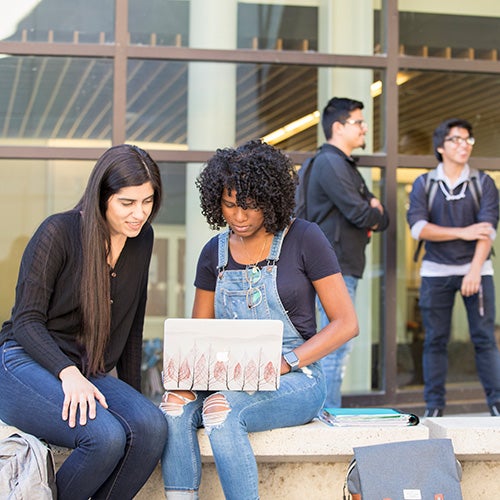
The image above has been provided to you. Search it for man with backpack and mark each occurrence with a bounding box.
[302,97,389,408]
[407,118,500,417]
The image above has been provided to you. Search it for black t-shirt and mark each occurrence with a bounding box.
[194,218,341,339]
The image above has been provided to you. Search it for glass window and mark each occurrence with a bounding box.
[0,158,185,337]
[343,165,386,396]
[0,56,113,146]
[128,1,382,55]
[238,2,318,51]
[399,7,500,60]
[399,71,500,157]
[0,159,92,325]
[1,1,115,43]
[127,59,382,155]
[144,162,187,338]
[129,0,189,47]
[126,60,188,148]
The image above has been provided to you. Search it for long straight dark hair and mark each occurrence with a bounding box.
[75,144,162,376]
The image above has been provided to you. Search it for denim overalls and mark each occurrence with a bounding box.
[161,228,325,500]
[215,229,315,356]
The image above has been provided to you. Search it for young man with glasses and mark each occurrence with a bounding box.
[407,118,500,417]
[305,97,389,408]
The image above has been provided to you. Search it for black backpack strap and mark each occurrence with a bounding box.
[413,239,424,263]
[298,149,337,225]
[468,167,482,211]
[413,171,435,262]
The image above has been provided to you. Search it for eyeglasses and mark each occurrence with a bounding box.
[245,265,262,309]
[444,136,475,146]
[342,119,368,128]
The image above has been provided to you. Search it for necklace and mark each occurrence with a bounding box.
[438,179,468,201]
[239,235,269,266]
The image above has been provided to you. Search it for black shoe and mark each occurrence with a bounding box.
[490,402,500,416]
[423,408,443,417]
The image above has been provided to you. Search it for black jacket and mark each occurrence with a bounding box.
[305,143,389,278]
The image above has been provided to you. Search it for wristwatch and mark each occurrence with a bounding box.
[283,350,300,371]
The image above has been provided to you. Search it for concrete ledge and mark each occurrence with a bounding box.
[197,419,429,462]
[2,418,499,499]
[423,416,500,460]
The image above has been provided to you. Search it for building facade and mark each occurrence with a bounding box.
[1,0,500,413]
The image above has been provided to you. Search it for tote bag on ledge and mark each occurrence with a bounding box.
[344,438,463,500]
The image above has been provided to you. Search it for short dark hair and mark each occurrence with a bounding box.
[433,118,473,162]
[196,139,298,234]
[321,97,364,140]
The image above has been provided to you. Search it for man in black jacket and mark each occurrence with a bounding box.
[306,97,389,408]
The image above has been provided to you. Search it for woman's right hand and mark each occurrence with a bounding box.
[59,366,108,427]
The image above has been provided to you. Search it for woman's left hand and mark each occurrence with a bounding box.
[280,356,291,375]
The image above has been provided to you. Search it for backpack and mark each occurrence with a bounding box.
[294,151,336,225]
[294,155,316,219]
[413,167,483,262]
[0,432,57,499]
[344,438,463,500]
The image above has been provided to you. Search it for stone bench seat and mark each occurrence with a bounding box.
[2,417,499,499]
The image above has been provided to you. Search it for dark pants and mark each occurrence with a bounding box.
[419,275,500,408]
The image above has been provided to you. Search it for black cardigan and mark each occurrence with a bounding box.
[0,210,153,391]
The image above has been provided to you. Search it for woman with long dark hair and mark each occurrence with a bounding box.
[0,144,168,499]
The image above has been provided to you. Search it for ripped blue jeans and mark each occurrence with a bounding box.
[160,365,325,500]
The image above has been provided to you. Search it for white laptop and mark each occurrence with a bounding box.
[162,318,283,391]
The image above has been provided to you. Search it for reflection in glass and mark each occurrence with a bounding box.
[0,159,92,325]
[399,9,500,60]
[342,166,385,396]
[127,60,384,154]
[129,0,189,47]
[0,56,113,145]
[1,0,115,43]
[237,3,317,51]
[0,159,185,337]
[398,72,500,157]
[126,60,188,147]
[128,1,383,55]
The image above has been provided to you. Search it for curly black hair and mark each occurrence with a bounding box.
[196,139,298,233]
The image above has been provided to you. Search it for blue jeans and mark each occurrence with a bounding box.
[160,229,326,500]
[318,274,358,408]
[161,368,325,500]
[419,275,500,408]
[0,340,168,500]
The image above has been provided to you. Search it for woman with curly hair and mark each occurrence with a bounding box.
[160,139,358,500]
[0,144,168,499]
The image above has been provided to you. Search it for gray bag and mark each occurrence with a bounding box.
[344,438,462,500]
[0,432,57,499]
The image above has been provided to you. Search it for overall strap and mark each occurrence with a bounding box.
[217,226,289,271]
[217,230,230,272]
[267,229,286,263]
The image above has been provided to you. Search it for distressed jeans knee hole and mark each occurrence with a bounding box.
[160,391,196,417]
[202,394,231,428]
